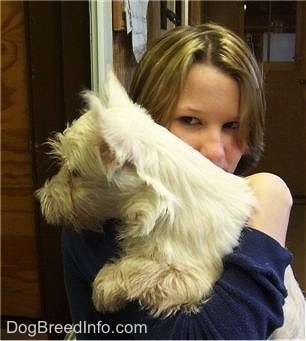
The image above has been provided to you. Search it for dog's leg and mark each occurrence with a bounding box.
[269,265,305,339]
[92,256,208,317]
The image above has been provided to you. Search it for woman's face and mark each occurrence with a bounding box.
[167,64,244,173]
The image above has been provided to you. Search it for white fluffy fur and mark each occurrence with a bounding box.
[36,71,305,339]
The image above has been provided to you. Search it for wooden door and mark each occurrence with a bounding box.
[1,0,41,319]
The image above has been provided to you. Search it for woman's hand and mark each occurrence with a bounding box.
[246,172,292,246]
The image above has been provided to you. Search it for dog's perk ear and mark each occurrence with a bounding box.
[105,70,132,108]
[82,90,105,115]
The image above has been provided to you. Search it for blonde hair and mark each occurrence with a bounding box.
[129,23,265,174]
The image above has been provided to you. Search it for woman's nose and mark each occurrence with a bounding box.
[198,132,225,167]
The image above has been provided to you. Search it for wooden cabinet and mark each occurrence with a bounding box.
[244,1,297,61]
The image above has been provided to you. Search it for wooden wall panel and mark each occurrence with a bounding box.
[1,1,41,318]
[202,1,244,36]
[259,64,305,195]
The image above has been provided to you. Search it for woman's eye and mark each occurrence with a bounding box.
[179,116,200,125]
[223,121,240,130]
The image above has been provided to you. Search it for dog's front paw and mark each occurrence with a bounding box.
[92,263,128,313]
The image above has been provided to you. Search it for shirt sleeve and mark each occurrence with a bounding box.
[61,227,292,340]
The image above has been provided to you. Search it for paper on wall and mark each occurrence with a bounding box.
[124,0,149,62]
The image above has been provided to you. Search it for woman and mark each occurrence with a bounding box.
[62,23,292,339]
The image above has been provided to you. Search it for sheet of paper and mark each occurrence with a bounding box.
[124,0,149,62]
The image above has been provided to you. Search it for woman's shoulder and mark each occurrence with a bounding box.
[246,172,293,205]
[245,172,292,246]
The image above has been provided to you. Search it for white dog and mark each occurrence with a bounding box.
[36,72,305,339]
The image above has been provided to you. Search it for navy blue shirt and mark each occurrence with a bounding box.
[62,225,291,340]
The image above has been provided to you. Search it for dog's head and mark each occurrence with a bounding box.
[35,72,175,230]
